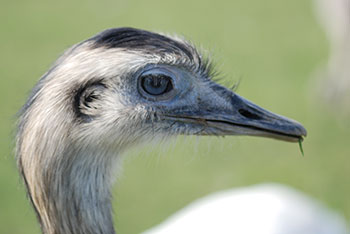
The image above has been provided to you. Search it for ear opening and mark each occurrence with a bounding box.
[73,80,106,121]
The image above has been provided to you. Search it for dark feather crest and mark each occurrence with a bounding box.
[91,27,194,60]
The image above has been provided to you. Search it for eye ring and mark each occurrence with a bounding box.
[137,68,177,101]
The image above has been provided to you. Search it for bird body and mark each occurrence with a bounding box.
[144,183,349,234]
[16,28,307,234]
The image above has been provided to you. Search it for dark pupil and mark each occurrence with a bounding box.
[141,74,173,95]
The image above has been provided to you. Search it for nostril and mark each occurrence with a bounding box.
[238,109,262,120]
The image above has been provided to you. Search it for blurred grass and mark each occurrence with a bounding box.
[1,0,349,233]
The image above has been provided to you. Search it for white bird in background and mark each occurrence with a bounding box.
[313,0,350,117]
[144,183,349,234]
[15,27,346,234]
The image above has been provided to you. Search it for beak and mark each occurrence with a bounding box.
[165,87,307,143]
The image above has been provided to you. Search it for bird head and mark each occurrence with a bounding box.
[18,28,306,158]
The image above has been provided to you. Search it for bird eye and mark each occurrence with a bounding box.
[140,74,173,96]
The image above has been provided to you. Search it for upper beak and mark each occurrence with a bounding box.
[165,88,307,143]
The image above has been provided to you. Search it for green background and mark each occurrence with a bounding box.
[1,0,349,233]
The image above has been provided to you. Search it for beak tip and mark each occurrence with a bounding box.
[295,121,307,138]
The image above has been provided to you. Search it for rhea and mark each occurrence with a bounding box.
[16,28,307,234]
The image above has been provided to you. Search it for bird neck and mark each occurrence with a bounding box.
[30,149,118,234]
